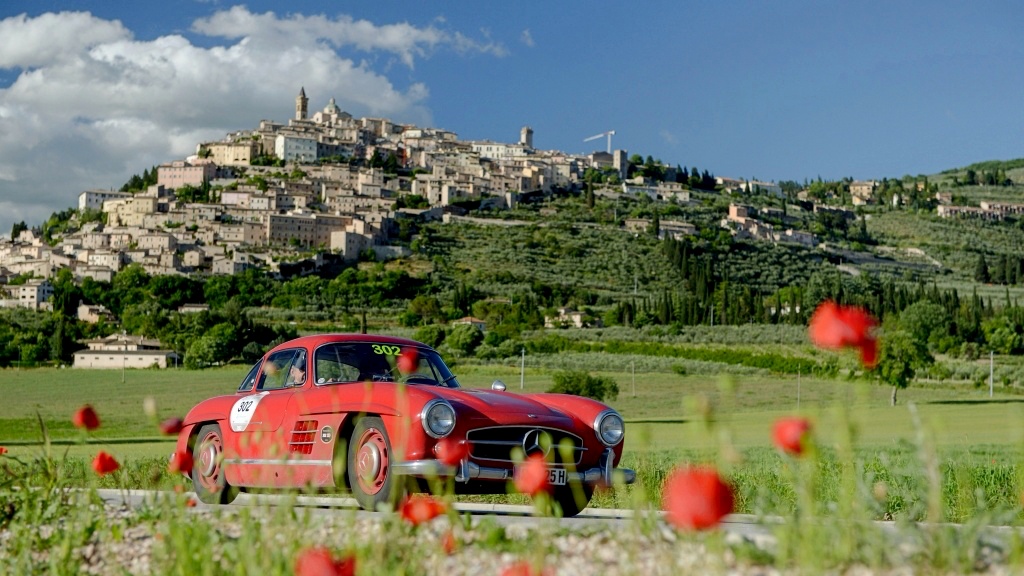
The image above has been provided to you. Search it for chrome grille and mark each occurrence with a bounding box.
[466,426,584,465]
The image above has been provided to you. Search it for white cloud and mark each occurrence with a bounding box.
[660,129,678,145]
[0,12,130,68]
[0,7,504,236]
[520,29,535,48]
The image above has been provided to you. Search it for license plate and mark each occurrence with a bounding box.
[515,466,567,486]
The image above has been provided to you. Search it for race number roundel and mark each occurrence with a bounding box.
[230,392,269,432]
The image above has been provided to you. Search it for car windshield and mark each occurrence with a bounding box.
[313,342,460,388]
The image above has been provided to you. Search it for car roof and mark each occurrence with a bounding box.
[267,333,429,356]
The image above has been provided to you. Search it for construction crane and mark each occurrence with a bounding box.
[583,130,615,153]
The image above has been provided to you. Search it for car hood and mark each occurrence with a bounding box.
[439,388,576,427]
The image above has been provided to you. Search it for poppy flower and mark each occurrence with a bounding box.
[435,437,470,466]
[772,417,812,456]
[514,453,550,497]
[185,498,197,508]
[92,451,120,476]
[808,300,878,368]
[441,530,458,555]
[662,465,734,530]
[73,405,101,431]
[160,417,184,435]
[397,348,419,374]
[500,560,552,576]
[168,450,193,474]
[399,494,446,526]
[0,446,7,456]
[294,547,356,576]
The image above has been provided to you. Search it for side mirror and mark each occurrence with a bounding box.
[491,380,506,391]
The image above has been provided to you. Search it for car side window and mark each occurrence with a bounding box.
[238,361,262,392]
[258,349,304,391]
[313,343,362,385]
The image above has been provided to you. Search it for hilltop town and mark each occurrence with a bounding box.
[1,88,1022,315]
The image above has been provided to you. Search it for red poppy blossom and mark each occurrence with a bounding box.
[514,453,550,497]
[399,494,446,526]
[185,498,197,508]
[435,437,470,466]
[500,560,553,576]
[159,417,184,435]
[92,451,120,476]
[168,450,193,474]
[441,530,458,555]
[662,465,735,530]
[808,300,879,368]
[397,348,419,374]
[772,417,812,456]
[294,547,356,576]
[73,405,101,431]
[0,446,7,456]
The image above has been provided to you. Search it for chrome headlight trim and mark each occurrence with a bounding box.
[593,409,625,447]
[421,399,456,439]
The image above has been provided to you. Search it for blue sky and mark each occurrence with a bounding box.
[1,1,1022,234]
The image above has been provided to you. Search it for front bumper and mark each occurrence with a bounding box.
[391,448,636,487]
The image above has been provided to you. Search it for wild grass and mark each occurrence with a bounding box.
[6,364,1024,572]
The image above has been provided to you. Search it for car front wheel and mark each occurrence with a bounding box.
[192,423,239,505]
[347,416,403,511]
[554,483,593,518]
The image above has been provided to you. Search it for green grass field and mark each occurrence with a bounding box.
[3,363,1022,460]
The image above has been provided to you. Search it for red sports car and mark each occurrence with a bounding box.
[176,334,635,516]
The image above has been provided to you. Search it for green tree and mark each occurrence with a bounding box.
[547,370,619,402]
[413,325,447,347]
[877,329,932,406]
[975,254,990,283]
[446,324,483,355]
[982,316,1022,355]
[10,221,27,240]
[647,211,660,237]
[898,301,951,352]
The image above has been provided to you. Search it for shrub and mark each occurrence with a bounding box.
[547,370,619,401]
[447,324,484,355]
[412,324,446,347]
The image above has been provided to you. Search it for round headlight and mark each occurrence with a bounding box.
[421,399,456,438]
[595,410,624,446]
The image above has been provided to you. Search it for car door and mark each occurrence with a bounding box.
[228,348,305,485]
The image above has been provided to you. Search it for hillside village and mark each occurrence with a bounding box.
[1,88,1022,319]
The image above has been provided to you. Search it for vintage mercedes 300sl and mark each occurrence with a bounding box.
[175,334,635,516]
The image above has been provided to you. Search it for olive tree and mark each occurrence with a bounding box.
[877,329,932,406]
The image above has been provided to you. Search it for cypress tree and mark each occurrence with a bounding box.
[975,254,990,283]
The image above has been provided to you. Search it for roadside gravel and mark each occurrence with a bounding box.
[53,503,1016,575]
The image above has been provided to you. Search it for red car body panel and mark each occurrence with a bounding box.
[177,334,632,493]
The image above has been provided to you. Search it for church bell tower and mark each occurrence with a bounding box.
[296,87,308,121]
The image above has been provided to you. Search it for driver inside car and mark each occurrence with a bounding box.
[285,351,306,387]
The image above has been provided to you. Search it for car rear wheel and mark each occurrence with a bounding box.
[554,483,593,518]
[192,423,239,505]
[347,416,403,511]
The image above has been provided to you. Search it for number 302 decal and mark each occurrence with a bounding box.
[371,344,402,356]
[237,400,254,412]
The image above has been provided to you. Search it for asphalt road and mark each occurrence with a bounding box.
[94,488,777,542]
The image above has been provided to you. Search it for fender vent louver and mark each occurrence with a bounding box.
[289,419,319,455]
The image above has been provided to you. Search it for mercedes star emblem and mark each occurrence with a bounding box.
[522,429,550,457]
